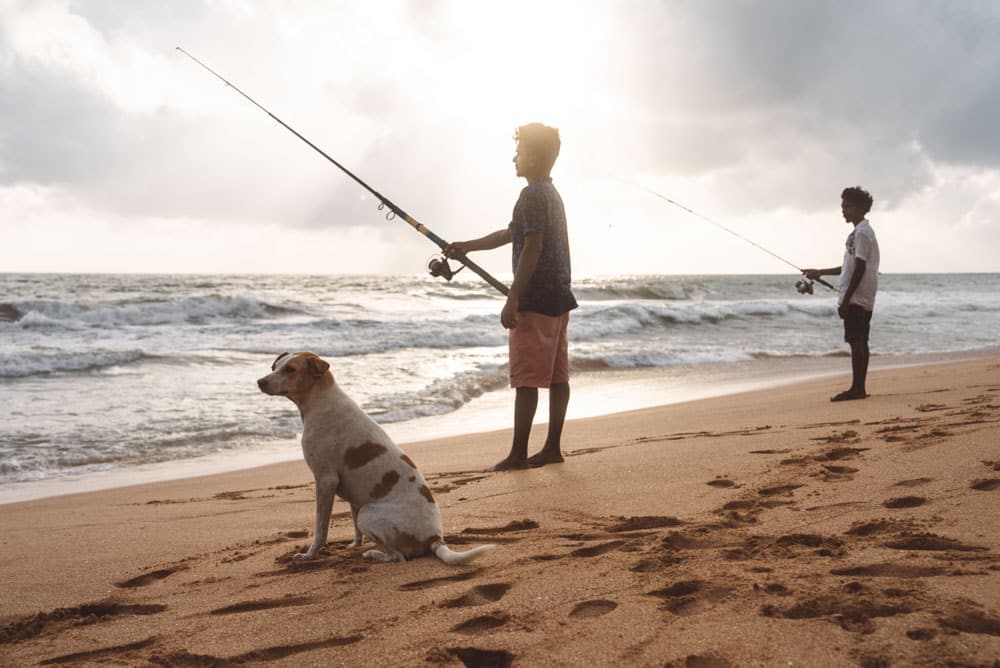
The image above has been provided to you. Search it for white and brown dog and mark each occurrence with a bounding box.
[258,352,493,565]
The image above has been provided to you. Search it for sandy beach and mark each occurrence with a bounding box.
[2,357,999,667]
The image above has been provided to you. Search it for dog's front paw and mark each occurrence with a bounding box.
[347,540,362,549]
[292,547,320,560]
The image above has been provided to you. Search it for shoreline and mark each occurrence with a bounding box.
[2,355,998,665]
[1,348,994,506]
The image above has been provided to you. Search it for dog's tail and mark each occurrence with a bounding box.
[430,539,496,566]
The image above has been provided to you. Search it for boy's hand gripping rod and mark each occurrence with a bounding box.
[176,47,508,296]
[637,184,835,291]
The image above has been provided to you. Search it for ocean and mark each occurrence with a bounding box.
[2,272,998,501]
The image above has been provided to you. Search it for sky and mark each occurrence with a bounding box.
[2,0,1000,277]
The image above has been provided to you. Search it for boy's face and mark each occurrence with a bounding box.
[841,198,866,224]
[513,142,535,179]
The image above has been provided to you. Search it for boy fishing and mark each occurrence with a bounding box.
[445,123,577,471]
[804,186,880,401]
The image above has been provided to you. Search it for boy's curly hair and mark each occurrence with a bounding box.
[514,123,561,174]
[841,186,874,215]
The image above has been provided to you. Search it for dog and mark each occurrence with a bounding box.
[257,351,494,565]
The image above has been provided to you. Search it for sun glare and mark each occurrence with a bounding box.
[438,2,610,132]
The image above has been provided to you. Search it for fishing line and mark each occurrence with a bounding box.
[176,47,508,296]
[636,184,835,292]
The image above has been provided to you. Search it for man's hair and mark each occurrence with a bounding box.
[514,123,561,174]
[841,186,874,214]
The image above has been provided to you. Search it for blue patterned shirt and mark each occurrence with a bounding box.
[508,178,578,316]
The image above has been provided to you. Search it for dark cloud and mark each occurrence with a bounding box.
[0,61,123,185]
[605,1,1000,212]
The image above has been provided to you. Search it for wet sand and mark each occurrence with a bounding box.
[1,357,999,666]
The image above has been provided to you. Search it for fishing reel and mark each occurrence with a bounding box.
[427,255,464,282]
[795,278,815,295]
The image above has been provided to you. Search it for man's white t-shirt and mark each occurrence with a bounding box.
[839,219,879,310]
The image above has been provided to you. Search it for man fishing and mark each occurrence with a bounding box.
[804,186,880,402]
[446,123,577,471]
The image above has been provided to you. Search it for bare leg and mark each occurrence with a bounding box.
[832,342,870,401]
[850,341,870,395]
[490,387,537,471]
[528,382,569,466]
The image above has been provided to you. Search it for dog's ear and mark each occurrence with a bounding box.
[271,352,291,371]
[307,356,330,378]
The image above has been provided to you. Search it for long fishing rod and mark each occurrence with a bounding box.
[638,184,835,293]
[176,47,508,296]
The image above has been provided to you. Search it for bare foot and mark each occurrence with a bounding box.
[831,390,869,402]
[527,449,564,467]
[488,457,529,472]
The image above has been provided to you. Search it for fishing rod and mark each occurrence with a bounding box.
[176,47,508,296]
[637,184,835,294]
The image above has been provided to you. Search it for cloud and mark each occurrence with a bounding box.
[1,0,998,273]
[605,1,1000,214]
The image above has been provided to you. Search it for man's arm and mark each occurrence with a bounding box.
[838,258,866,318]
[803,266,842,280]
[444,228,512,256]
[501,233,542,330]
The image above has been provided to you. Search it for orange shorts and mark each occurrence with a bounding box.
[508,311,570,388]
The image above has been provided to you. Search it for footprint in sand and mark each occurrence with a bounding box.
[815,446,869,461]
[648,580,729,615]
[883,534,987,552]
[445,647,514,668]
[844,518,918,537]
[115,566,185,588]
[440,583,511,609]
[820,464,858,482]
[39,637,158,665]
[971,478,1000,491]
[677,655,733,668]
[811,430,860,444]
[758,484,801,497]
[906,628,937,641]
[570,540,628,558]
[830,563,946,578]
[430,473,490,495]
[776,533,844,551]
[894,477,933,488]
[156,635,362,666]
[938,609,1000,636]
[607,515,684,532]
[1,602,167,645]
[210,596,316,615]
[569,600,618,618]
[762,590,918,634]
[650,580,701,598]
[883,496,926,509]
[461,519,539,535]
[759,583,790,596]
[706,479,738,489]
[450,612,510,635]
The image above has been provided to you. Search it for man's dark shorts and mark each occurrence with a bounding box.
[844,304,873,344]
